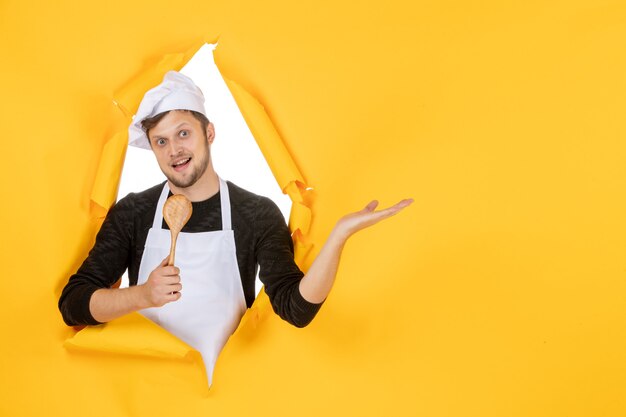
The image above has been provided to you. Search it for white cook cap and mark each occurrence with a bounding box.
[128,71,207,149]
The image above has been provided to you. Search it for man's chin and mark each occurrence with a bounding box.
[166,175,196,189]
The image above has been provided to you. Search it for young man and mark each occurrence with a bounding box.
[59,71,413,384]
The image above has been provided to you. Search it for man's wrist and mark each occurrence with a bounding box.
[329,225,351,247]
[129,284,150,310]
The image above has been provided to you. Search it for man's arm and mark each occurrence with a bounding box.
[59,192,181,326]
[256,196,413,327]
[89,257,182,322]
[298,199,414,304]
[59,196,135,326]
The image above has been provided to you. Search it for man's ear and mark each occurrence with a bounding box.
[206,122,215,145]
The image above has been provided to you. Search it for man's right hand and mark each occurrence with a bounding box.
[140,257,182,308]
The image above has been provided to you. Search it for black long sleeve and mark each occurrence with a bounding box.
[58,181,323,327]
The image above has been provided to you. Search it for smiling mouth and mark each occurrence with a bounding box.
[172,157,191,171]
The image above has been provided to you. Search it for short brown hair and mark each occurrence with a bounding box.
[141,110,210,144]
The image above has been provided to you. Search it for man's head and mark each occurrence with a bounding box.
[142,109,216,189]
[129,72,217,191]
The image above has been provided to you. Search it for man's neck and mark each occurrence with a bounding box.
[168,169,220,202]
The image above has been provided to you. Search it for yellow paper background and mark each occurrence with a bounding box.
[1,1,626,416]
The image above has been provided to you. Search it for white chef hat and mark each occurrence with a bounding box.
[128,71,207,149]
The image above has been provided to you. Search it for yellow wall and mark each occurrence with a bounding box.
[1,1,626,416]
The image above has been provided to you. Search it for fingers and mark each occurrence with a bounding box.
[161,265,180,276]
[387,198,414,211]
[367,198,414,216]
[159,278,182,299]
[383,198,414,215]
[158,257,181,277]
[143,272,183,307]
[363,198,413,211]
[164,282,183,303]
[363,200,379,212]
[335,197,414,239]
[165,291,182,302]
[360,198,414,226]
[144,260,183,305]
[154,258,179,274]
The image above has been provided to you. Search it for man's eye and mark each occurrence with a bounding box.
[156,138,166,146]
[179,130,189,137]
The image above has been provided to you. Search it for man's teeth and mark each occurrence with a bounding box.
[173,158,190,166]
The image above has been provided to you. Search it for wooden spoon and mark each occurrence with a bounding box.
[163,194,193,266]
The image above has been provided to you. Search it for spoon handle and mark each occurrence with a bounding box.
[168,231,178,266]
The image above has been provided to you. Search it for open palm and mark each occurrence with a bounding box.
[336,198,414,239]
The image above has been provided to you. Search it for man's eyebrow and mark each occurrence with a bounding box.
[151,122,192,139]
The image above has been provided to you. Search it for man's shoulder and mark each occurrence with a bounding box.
[112,181,165,215]
[226,181,285,223]
[226,181,279,209]
[227,181,263,204]
[133,181,166,200]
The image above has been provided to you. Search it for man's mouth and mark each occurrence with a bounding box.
[172,157,191,172]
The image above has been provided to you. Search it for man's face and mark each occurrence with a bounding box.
[147,110,214,189]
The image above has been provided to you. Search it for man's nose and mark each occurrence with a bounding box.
[168,138,182,156]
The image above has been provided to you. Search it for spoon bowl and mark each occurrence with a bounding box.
[163,194,193,266]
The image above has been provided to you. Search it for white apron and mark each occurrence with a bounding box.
[137,178,247,386]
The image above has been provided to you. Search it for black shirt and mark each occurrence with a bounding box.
[58,181,322,328]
